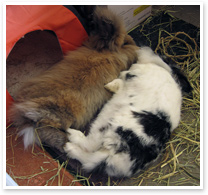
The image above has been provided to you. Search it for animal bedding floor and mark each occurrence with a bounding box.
[6,6,200,186]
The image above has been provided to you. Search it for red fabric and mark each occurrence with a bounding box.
[6,5,88,125]
[6,5,88,57]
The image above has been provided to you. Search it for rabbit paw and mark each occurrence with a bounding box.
[64,142,81,159]
[66,128,86,145]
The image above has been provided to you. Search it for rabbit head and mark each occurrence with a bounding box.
[84,6,136,52]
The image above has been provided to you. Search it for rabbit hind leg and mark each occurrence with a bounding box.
[64,142,108,172]
[34,118,73,152]
[66,128,104,153]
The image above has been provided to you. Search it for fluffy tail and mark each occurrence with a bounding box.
[9,101,41,126]
[84,6,127,51]
[9,101,42,149]
[9,100,67,151]
[18,126,37,149]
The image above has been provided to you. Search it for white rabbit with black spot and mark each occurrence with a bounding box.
[64,47,192,177]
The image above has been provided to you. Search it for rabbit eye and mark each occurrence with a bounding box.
[125,73,137,80]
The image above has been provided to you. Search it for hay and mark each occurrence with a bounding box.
[129,10,200,186]
[68,15,200,185]
[68,12,200,185]
[6,126,74,186]
[6,9,200,186]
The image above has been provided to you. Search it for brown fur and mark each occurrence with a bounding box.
[9,6,139,152]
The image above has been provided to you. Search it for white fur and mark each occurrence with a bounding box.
[135,46,172,73]
[64,47,184,177]
[18,126,37,149]
[15,102,40,122]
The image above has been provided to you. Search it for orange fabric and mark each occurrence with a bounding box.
[6,5,88,125]
[6,5,88,57]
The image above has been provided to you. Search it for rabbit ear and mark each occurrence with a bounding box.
[105,79,123,93]
[86,6,127,51]
[73,5,96,19]
[92,6,124,36]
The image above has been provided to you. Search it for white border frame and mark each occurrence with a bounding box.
[2,0,204,191]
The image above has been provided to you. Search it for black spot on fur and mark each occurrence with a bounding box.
[132,111,171,148]
[159,55,192,95]
[171,66,192,94]
[99,123,112,132]
[89,161,107,174]
[99,126,108,132]
[116,142,129,154]
[160,55,175,65]
[116,126,159,174]
[125,73,137,80]
[129,95,135,98]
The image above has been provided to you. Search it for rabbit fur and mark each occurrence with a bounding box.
[64,47,192,177]
[9,6,139,152]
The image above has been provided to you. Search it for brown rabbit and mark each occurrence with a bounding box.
[9,6,139,152]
